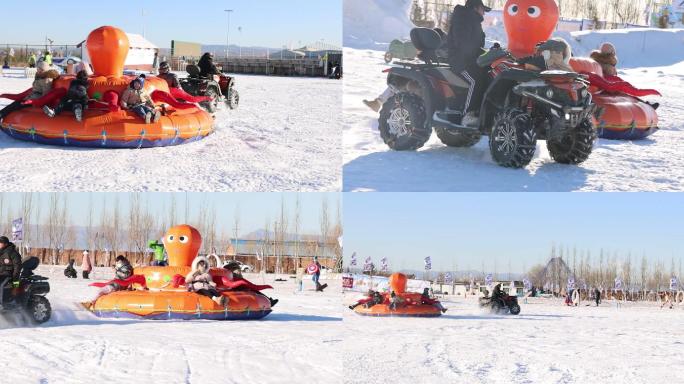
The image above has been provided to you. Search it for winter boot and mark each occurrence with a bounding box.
[152,109,161,123]
[144,111,152,124]
[213,295,227,306]
[269,297,279,307]
[43,105,55,118]
[363,98,382,113]
[74,104,83,122]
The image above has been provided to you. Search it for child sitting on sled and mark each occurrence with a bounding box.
[185,255,226,306]
[43,70,89,122]
[120,75,161,124]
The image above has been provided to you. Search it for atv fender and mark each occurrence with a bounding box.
[387,67,437,117]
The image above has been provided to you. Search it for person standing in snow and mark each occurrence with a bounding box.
[28,53,36,68]
[81,250,92,279]
[152,50,160,75]
[594,288,601,307]
[312,256,322,291]
[0,236,22,309]
[444,0,491,127]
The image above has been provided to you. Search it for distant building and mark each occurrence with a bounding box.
[79,32,158,72]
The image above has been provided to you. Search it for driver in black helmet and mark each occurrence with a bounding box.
[157,61,180,89]
[198,52,221,78]
[443,0,491,127]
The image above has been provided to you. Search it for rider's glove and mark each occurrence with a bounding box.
[492,42,502,50]
[11,281,20,288]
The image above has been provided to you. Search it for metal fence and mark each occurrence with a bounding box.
[1,44,82,66]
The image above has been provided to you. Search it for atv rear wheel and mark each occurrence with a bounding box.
[225,88,240,110]
[384,52,393,63]
[27,296,51,324]
[435,127,481,148]
[509,303,521,315]
[547,118,595,165]
[489,108,537,168]
[378,93,431,151]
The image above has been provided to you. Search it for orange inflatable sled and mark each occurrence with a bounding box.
[503,0,659,140]
[352,273,443,317]
[0,26,214,148]
[88,225,272,320]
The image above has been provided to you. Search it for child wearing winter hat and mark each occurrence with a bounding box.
[590,42,618,77]
[120,76,160,124]
[43,70,90,122]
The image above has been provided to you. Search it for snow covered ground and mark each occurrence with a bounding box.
[343,49,684,192]
[0,71,341,192]
[343,293,684,384]
[1,266,342,384]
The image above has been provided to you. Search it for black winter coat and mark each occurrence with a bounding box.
[447,5,486,73]
[0,243,22,280]
[158,72,180,89]
[198,54,221,77]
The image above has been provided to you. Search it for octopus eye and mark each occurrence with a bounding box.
[528,6,541,18]
[167,235,175,242]
[179,236,189,243]
[508,4,519,16]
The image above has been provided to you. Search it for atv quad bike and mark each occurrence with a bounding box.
[479,294,521,315]
[179,65,240,113]
[378,28,597,168]
[0,256,51,324]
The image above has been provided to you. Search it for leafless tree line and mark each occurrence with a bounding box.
[413,0,659,30]
[0,193,342,269]
[525,244,682,292]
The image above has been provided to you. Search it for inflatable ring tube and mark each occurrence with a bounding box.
[0,75,214,148]
[353,303,442,317]
[89,266,272,320]
[90,289,272,320]
[593,94,658,140]
[353,292,443,317]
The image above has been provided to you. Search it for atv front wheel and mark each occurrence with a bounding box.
[384,52,393,64]
[489,108,537,168]
[378,93,431,151]
[225,88,240,110]
[27,296,51,324]
[509,303,521,315]
[435,127,481,148]
[491,300,503,314]
[200,87,219,113]
[547,118,595,165]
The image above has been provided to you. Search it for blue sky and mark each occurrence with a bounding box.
[0,0,341,48]
[1,193,339,236]
[344,193,684,273]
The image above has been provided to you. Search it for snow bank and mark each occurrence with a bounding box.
[344,0,415,49]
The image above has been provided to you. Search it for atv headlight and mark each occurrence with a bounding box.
[545,88,554,99]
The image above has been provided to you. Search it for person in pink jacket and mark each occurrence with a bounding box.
[81,250,93,279]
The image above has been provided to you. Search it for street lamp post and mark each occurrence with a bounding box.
[224,9,234,59]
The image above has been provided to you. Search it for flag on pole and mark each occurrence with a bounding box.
[567,277,575,290]
[363,256,373,272]
[380,257,388,272]
[350,252,357,266]
[614,277,623,290]
[522,278,531,291]
[670,277,678,291]
[444,272,453,284]
[424,256,431,271]
[11,218,23,241]
[485,273,493,286]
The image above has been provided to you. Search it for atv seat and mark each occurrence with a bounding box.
[186,64,202,79]
[410,28,443,64]
[20,256,39,278]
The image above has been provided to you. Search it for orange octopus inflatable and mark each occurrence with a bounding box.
[0,26,214,148]
[503,0,559,58]
[88,224,273,320]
